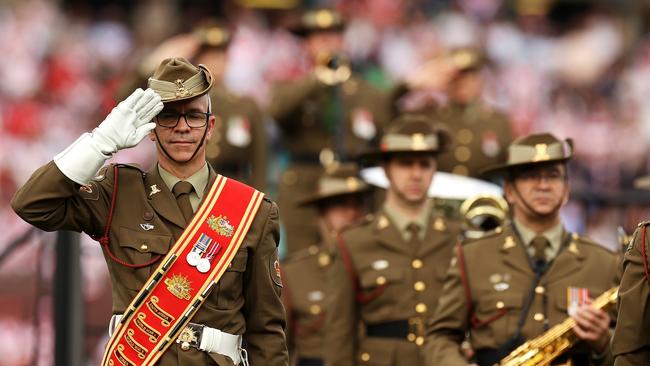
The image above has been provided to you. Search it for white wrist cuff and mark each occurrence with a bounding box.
[54,133,111,185]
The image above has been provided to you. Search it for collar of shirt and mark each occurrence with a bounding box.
[383,199,432,242]
[513,218,564,261]
[158,163,209,210]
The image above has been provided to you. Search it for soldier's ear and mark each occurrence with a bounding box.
[205,115,216,141]
[149,130,157,141]
[503,181,516,205]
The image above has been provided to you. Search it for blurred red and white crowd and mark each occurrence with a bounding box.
[1,0,650,364]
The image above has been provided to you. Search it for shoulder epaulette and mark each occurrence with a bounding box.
[638,221,650,228]
[462,225,504,245]
[115,163,146,178]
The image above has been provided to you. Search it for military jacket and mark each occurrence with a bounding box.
[206,84,267,190]
[425,223,619,366]
[612,222,650,365]
[269,74,392,160]
[422,101,512,178]
[11,161,288,366]
[282,244,331,362]
[323,209,460,366]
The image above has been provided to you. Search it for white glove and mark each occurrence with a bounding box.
[54,88,163,185]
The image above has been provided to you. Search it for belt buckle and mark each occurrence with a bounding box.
[407,317,425,346]
[177,323,204,351]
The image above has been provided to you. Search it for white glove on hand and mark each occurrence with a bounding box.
[93,88,162,153]
[54,88,163,185]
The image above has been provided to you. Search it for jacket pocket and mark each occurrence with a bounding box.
[206,249,249,310]
[114,227,172,291]
[474,292,524,344]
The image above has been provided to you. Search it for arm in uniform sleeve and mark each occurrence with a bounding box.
[322,240,358,366]
[425,249,472,366]
[612,226,650,365]
[248,101,268,191]
[242,200,289,365]
[268,74,324,125]
[11,161,110,237]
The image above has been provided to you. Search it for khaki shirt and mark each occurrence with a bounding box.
[611,222,650,365]
[425,222,619,366]
[323,205,460,366]
[11,161,288,366]
[513,219,564,261]
[158,163,209,211]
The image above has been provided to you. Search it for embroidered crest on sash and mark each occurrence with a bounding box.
[164,274,192,300]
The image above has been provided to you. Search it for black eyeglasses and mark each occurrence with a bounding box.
[154,111,210,128]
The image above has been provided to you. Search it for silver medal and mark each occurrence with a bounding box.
[197,258,211,273]
[187,251,201,266]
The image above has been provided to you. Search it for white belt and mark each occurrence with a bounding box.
[109,314,248,365]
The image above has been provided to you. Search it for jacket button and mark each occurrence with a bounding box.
[309,304,322,315]
[143,211,154,221]
[411,259,423,269]
[415,336,425,346]
[534,313,545,322]
[360,353,370,362]
[376,276,386,285]
[496,301,505,309]
[414,281,426,292]
[140,244,148,251]
[415,303,427,313]
[535,286,545,294]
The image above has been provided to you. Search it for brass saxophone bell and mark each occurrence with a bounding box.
[459,194,509,239]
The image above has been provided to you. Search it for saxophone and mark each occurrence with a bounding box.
[498,287,618,366]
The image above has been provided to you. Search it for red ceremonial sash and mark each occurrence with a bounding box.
[101,175,263,366]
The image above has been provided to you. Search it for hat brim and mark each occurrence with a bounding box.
[298,188,371,207]
[480,157,571,177]
[357,149,444,166]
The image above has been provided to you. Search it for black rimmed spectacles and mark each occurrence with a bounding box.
[154,111,210,128]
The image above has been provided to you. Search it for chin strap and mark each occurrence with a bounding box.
[154,124,209,164]
[511,184,564,221]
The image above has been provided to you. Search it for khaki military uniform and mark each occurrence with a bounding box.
[323,203,460,366]
[425,222,619,366]
[11,161,288,366]
[269,74,393,253]
[282,244,332,366]
[612,222,650,365]
[206,84,267,190]
[423,101,512,178]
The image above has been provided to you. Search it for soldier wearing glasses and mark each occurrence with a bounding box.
[425,133,618,366]
[12,57,288,366]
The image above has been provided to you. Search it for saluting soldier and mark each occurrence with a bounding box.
[323,115,460,366]
[417,47,513,179]
[194,22,269,191]
[12,58,287,365]
[269,8,393,254]
[426,133,619,366]
[611,219,650,365]
[282,163,371,366]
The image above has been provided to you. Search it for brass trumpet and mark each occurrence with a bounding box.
[459,194,509,239]
[314,51,351,85]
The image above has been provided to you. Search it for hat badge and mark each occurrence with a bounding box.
[533,144,550,162]
[175,79,192,98]
[411,133,427,150]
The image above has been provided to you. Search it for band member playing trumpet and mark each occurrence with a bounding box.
[269,8,393,254]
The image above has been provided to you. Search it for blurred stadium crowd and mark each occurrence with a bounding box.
[2,0,650,364]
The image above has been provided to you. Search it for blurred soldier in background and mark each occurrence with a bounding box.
[416,48,513,179]
[269,8,393,254]
[282,163,371,366]
[426,133,618,366]
[194,22,268,190]
[323,115,460,366]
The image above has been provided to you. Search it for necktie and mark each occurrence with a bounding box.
[407,223,422,252]
[172,181,194,223]
[531,235,550,264]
